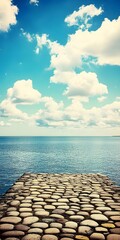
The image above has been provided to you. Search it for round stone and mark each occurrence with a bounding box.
[107,234,120,240]
[65,221,78,229]
[2,231,25,237]
[22,234,41,240]
[35,210,49,216]
[44,205,55,210]
[65,210,75,215]
[10,201,20,207]
[70,215,84,221]
[95,227,108,232]
[62,228,76,233]
[78,226,92,234]
[0,223,14,231]
[110,228,120,234]
[42,235,58,240]
[101,223,115,228]
[96,207,111,211]
[115,222,120,227]
[7,211,19,216]
[31,222,48,228]
[70,198,80,203]
[110,216,120,221]
[23,216,39,225]
[45,227,60,234]
[81,220,98,227]
[0,217,21,224]
[75,236,89,240]
[4,238,19,240]
[58,199,69,203]
[90,233,105,239]
[60,238,73,240]
[28,228,43,233]
[15,224,30,231]
[50,214,64,219]
[20,212,33,217]
[19,208,32,212]
[50,223,62,228]
[91,214,108,221]
[104,211,120,216]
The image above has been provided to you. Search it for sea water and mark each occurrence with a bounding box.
[0,136,120,195]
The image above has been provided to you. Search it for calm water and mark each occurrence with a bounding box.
[0,136,120,196]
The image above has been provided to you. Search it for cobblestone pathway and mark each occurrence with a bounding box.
[0,173,120,240]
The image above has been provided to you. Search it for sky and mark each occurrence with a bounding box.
[0,0,120,136]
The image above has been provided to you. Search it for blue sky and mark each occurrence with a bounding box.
[0,0,120,136]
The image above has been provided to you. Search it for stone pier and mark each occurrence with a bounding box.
[0,173,120,240]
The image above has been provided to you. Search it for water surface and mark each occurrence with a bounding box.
[0,136,120,195]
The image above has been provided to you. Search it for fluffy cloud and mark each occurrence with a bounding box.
[36,97,64,126]
[35,99,120,128]
[0,121,11,127]
[7,80,41,105]
[0,0,18,32]
[65,4,103,30]
[49,17,120,70]
[21,29,33,42]
[97,96,107,102]
[51,71,108,99]
[0,79,41,123]
[29,0,39,6]
[0,99,28,120]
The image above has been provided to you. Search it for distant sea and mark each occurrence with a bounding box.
[0,136,120,196]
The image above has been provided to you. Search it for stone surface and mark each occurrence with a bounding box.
[107,234,120,240]
[0,217,21,224]
[0,173,120,240]
[81,220,98,227]
[91,214,108,221]
[90,233,105,239]
[23,216,39,225]
[42,235,58,240]
[22,234,41,240]
[0,223,14,231]
[78,226,92,235]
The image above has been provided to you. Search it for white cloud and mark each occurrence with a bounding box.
[48,17,120,72]
[29,0,39,6]
[51,71,108,99]
[0,99,28,120]
[0,79,42,122]
[7,79,41,105]
[65,4,103,30]
[35,34,63,55]
[35,97,64,125]
[0,0,18,32]
[0,121,11,127]
[35,99,120,128]
[21,29,33,42]
[97,96,107,102]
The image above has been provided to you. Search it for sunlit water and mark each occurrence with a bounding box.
[0,136,120,196]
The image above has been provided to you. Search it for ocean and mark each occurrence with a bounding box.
[0,136,120,196]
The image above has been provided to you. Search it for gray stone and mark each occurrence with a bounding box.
[45,227,60,234]
[0,217,21,224]
[22,234,41,240]
[78,226,92,234]
[0,223,14,231]
[31,222,48,228]
[2,231,25,237]
[65,221,78,229]
[28,228,43,233]
[81,220,98,227]
[23,216,39,225]
[42,235,58,240]
[91,214,108,221]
